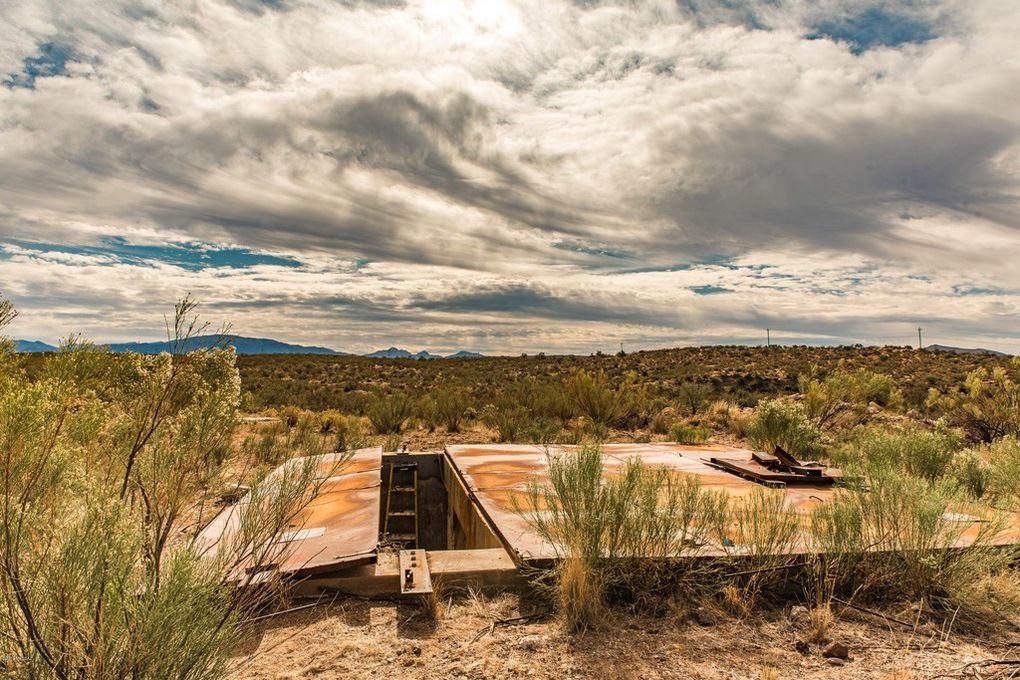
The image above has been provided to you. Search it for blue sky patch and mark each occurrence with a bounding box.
[553,240,631,260]
[4,236,302,271]
[808,7,936,55]
[953,285,1010,297]
[3,42,77,89]
[691,285,732,295]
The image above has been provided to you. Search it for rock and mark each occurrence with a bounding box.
[789,605,810,626]
[826,657,846,667]
[218,483,249,504]
[693,606,718,627]
[867,401,881,414]
[517,635,550,652]
[794,639,810,655]
[412,646,422,657]
[822,642,850,659]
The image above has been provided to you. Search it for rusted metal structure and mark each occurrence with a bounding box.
[196,447,383,577]
[443,443,844,561]
[198,441,1020,595]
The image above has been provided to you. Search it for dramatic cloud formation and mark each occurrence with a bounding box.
[1,0,1018,353]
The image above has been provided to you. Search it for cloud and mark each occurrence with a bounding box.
[0,0,1018,352]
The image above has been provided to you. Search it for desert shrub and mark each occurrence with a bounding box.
[0,296,334,679]
[318,408,346,433]
[723,487,801,608]
[703,399,734,429]
[677,382,711,416]
[747,399,822,458]
[810,469,1019,629]
[278,404,303,428]
[505,377,575,423]
[480,401,561,444]
[333,414,368,453]
[927,360,1020,442]
[833,423,961,481]
[566,369,635,427]
[481,403,531,442]
[984,436,1020,505]
[799,366,901,428]
[728,407,753,438]
[950,450,989,499]
[422,388,470,432]
[514,443,732,629]
[649,408,675,435]
[242,421,287,466]
[669,423,710,445]
[367,393,412,434]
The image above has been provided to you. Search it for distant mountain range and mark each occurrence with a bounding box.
[362,346,483,360]
[925,344,1008,356]
[13,336,484,358]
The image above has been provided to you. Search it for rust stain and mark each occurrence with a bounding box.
[197,447,382,577]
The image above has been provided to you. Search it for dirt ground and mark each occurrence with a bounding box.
[227,591,1020,680]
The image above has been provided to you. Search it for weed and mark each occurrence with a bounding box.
[747,399,822,458]
[566,370,635,427]
[367,394,412,434]
[927,360,1020,442]
[669,423,711,444]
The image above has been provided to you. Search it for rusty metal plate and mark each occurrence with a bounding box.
[445,443,1020,561]
[197,447,382,577]
[445,444,841,561]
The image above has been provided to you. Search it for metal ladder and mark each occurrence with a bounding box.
[383,461,418,548]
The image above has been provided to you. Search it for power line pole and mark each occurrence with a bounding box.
[917,327,923,350]
[766,328,771,347]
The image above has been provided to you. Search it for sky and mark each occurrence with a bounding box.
[1,0,1019,355]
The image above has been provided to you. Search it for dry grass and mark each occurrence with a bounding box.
[807,606,834,643]
[557,557,606,634]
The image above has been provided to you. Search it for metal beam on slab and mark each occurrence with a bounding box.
[399,549,433,595]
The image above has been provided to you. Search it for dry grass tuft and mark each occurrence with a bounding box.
[807,605,833,643]
[420,578,447,621]
[557,556,606,634]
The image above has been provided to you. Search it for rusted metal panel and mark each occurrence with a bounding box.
[443,453,503,550]
[197,447,382,577]
[445,444,830,561]
[445,443,1020,562]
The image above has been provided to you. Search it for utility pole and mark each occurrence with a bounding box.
[917,327,923,350]
[766,328,771,347]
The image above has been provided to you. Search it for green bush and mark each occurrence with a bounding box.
[669,423,710,445]
[0,296,333,678]
[747,399,822,458]
[677,382,711,416]
[367,394,412,434]
[810,468,1019,629]
[566,370,634,427]
[480,402,561,443]
[421,388,470,432]
[278,404,303,428]
[513,443,730,629]
[927,360,1020,442]
[799,365,901,428]
[984,436,1020,506]
[833,423,960,481]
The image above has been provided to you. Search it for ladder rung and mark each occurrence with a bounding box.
[386,533,417,542]
[387,510,416,517]
[391,485,415,492]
